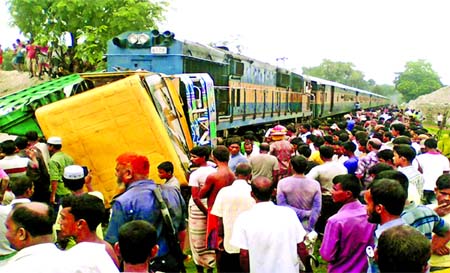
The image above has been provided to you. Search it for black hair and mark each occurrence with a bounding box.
[313,136,325,147]
[377,149,394,163]
[61,194,105,231]
[392,136,412,145]
[290,137,304,146]
[393,144,416,163]
[291,156,308,174]
[436,174,450,190]
[368,139,382,150]
[226,137,241,147]
[332,174,361,198]
[377,225,430,272]
[319,145,334,159]
[11,203,55,236]
[339,132,349,142]
[190,146,210,161]
[343,141,356,153]
[118,220,157,265]
[301,124,311,131]
[424,138,437,149]
[212,145,230,162]
[10,175,33,196]
[324,136,334,145]
[25,131,39,142]
[368,163,394,176]
[1,140,16,155]
[251,177,274,201]
[354,131,368,143]
[297,145,312,158]
[157,161,174,174]
[369,178,406,216]
[235,163,252,176]
[376,170,410,194]
[14,136,28,150]
[391,123,406,135]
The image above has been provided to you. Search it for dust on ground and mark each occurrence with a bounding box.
[407,85,450,122]
[0,70,48,97]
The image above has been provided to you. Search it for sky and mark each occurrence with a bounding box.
[2,0,449,86]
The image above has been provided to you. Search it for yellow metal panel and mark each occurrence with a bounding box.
[36,74,188,206]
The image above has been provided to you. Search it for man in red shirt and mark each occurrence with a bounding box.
[26,39,38,78]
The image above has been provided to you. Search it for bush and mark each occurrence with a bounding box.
[2,49,15,71]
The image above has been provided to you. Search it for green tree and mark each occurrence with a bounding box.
[7,0,167,72]
[302,59,369,89]
[371,84,395,97]
[394,59,443,102]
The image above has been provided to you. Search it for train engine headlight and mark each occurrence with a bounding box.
[127,33,139,45]
[137,33,150,45]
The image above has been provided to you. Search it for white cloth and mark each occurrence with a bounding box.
[165,176,180,189]
[306,161,348,195]
[416,152,450,191]
[398,165,425,203]
[0,243,68,273]
[66,242,119,273]
[33,142,50,170]
[299,132,311,144]
[0,155,30,178]
[230,201,306,273]
[211,179,255,253]
[188,166,216,206]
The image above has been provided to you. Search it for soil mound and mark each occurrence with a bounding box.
[408,86,450,122]
[0,70,47,97]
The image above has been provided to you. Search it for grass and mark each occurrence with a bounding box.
[183,241,328,273]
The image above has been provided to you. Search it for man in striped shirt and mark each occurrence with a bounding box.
[0,140,38,182]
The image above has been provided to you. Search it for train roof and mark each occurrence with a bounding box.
[302,74,387,99]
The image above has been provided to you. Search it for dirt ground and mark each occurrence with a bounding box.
[0,70,47,97]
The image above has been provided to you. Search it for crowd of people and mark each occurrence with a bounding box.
[0,105,449,272]
[5,38,50,79]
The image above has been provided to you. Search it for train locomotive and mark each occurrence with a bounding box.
[107,30,388,140]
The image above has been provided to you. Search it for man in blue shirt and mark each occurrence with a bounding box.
[105,152,186,257]
[227,138,248,173]
[343,141,359,175]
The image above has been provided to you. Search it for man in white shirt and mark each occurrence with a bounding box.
[393,144,424,204]
[211,163,255,272]
[306,145,347,233]
[0,176,33,264]
[1,202,68,273]
[60,194,119,272]
[417,138,450,204]
[230,176,306,273]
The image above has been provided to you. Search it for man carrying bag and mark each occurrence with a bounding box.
[150,186,187,273]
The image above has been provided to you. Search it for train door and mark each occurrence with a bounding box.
[320,85,326,117]
[177,73,217,147]
[330,85,335,112]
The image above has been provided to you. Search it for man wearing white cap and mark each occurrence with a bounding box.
[47,136,74,207]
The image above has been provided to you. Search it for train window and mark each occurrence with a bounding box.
[230,60,244,77]
[276,72,290,88]
[290,75,303,91]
